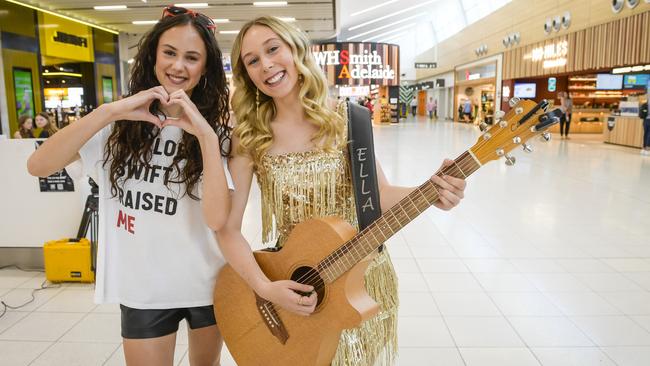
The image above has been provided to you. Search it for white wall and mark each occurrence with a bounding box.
[0,139,85,247]
[0,28,10,137]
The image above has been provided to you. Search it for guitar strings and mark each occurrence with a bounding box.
[291,153,479,290]
[314,106,538,278]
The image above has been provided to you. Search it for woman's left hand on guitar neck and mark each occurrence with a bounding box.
[378,159,467,212]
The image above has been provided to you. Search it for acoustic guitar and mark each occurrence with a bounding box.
[214,98,562,366]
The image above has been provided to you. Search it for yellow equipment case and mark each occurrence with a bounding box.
[43,238,95,283]
[43,178,99,283]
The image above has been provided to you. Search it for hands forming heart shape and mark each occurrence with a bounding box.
[112,86,214,138]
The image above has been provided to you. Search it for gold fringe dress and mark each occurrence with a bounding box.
[255,147,399,366]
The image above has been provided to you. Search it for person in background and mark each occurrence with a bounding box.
[640,94,649,155]
[14,115,34,139]
[410,95,417,116]
[34,112,58,138]
[426,97,434,119]
[433,98,438,119]
[559,91,573,139]
[463,98,472,122]
[365,96,374,115]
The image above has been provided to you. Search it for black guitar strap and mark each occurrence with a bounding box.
[346,102,383,250]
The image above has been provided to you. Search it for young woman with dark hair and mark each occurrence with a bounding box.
[34,112,58,138]
[14,115,34,138]
[28,6,232,365]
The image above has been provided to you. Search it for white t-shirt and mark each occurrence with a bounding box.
[79,124,233,309]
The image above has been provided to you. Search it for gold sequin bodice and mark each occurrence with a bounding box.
[255,149,357,246]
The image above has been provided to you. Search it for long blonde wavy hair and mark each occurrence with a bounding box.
[231,16,345,164]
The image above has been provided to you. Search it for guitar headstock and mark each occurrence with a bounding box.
[470,98,562,166]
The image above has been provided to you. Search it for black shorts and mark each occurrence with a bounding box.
[120,304,216,339]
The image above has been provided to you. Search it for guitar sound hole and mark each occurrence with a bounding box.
[291,266,325,308]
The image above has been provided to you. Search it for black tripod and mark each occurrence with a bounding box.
[74,178,99,273]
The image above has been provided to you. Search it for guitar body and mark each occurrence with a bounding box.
[214,217,380,366]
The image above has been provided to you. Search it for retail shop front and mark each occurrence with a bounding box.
[412,72,454,120]
[0,1,120,137]
[312,42,400,123]
[453,55,502,124]
[502,11,650,147]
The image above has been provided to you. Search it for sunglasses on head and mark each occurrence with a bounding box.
[161,5,217,31]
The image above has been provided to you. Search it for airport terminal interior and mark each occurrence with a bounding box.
[1,1,650,365]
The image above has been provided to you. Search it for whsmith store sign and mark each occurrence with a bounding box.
[311,42,400,86]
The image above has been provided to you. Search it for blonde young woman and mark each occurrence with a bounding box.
[217,16,467,365]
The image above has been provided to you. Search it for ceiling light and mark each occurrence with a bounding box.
[127,58,135,64]
[174,3,208,7]
[361,23,414,42]
[347,13,424,40]
[350,0,398,17]
[213,19,229,23]
[253,1,288,6]
[219,30,240,34]
[93,5,127,10]
[278,17,296,22]
[42,72,82,77]
[6,0,118,34]
[132,20,158,25]
[348,0,435,31]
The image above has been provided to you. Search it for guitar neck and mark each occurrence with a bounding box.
[318,150,482,283]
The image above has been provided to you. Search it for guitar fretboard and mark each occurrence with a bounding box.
[317,150,481,283]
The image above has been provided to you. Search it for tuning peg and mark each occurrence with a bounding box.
[512,136,521,144]
[499,120,508,128]
[483,132,492,140]
[540,132,551,142]
[515,107,524,115]
[522,143,533,153]
[504,154,516,166]
[509,97,520,108]
[542,103,549,112]
[496,148,505,156]
[479,122,488,132]
[495,110,505,119]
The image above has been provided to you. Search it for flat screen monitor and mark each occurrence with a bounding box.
[596,74,623,90]
[513,83,536,98]
[623,74,649,89]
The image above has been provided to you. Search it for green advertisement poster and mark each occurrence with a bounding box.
[102,77,113,103]
[13,68,35,119]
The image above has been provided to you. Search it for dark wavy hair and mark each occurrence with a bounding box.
[103,12,231,200]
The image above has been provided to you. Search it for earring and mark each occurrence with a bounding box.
[256,88,260,121]
[202,76,207,89]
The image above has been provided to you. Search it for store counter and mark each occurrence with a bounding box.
[603,115,644,148]
[547,109,608,134]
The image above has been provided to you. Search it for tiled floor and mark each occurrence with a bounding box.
[2,117,650,365]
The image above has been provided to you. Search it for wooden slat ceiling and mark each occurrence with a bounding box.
[24,0,336,51]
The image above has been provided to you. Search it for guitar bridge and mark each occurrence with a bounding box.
[255,293,289,344]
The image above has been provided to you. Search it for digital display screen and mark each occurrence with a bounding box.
[623,74,649,89]
[513,83,536,98]
[596,74,623,90]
